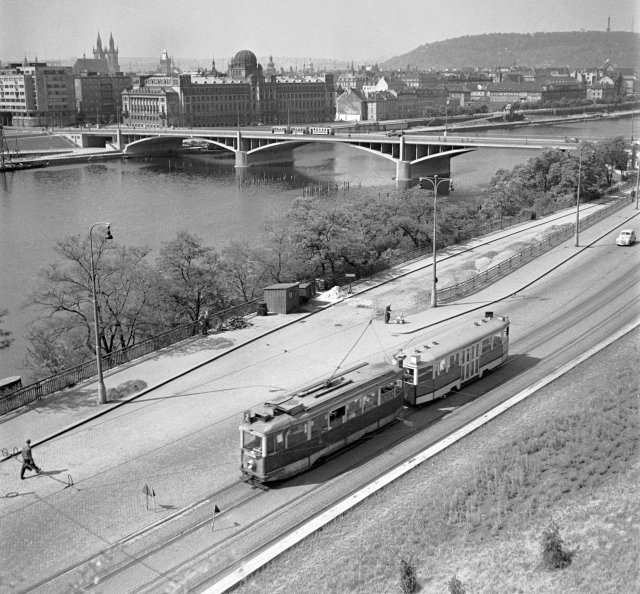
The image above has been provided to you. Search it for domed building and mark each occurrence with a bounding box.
[123,48,335,128]
[229,50,262,81]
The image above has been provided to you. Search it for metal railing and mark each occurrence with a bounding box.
[0,300,258,415]
[436,194,632,304]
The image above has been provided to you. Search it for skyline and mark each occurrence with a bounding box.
[1,0,639,66]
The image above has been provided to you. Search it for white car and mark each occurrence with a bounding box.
[616,229,636,246]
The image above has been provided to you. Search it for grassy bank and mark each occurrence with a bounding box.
[235,327,639,594]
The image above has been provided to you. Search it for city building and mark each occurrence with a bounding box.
[0,61,76,127]
[74,71,132,125]
[122,49,335,128]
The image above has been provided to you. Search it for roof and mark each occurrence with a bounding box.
[242,361,402,434]
[403,314,509,368]
[263,283,299,290]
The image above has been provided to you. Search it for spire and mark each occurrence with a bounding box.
[606,16,611,32]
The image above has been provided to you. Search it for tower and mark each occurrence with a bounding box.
[159,49,173,75]
[92,32,120,73]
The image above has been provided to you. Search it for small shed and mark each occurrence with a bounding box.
[298,281,316,301]
[263,283,299,314]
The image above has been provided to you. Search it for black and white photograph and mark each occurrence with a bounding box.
[0,0,639,592]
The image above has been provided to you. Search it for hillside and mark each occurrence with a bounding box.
[381,31,640,71]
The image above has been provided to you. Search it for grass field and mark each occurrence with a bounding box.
[234,327,639,594]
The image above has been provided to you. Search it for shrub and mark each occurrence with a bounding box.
[448,574,466,594]
[540,520,573,570]
[399,556,417,594]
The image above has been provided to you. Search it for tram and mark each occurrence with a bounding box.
[239,312,509,483]
[270,125,335,136]
[240,362,404,483]
[401,312,509,405]
[308,126,335,135]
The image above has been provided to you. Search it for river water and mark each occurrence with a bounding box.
[0,117,634,380]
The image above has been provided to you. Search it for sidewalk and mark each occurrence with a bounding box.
[0,195,637,592]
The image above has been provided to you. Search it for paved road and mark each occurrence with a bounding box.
[0,195,637,592]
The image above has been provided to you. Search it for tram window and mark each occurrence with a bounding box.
[288,422,308,447]
[380,383,396,403]
[242,430,262,453]
[481,338,492,353]
[438,359,448,374]
[493,334,503,348]
[347,399,359,419]
[310,416,325,439]
[362,391,378,413]
[418,366,433,382]
[267,432,286,454]
[449,354,459,367]
[329,405,346,428]
[404,368,416,384]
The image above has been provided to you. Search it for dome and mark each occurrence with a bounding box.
[232,50,257,69]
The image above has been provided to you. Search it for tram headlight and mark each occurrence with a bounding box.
[246,459,256,471]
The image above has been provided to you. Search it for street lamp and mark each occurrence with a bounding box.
[419,175,452,307]
[89,222,113,404]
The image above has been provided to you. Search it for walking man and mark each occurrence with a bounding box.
[384,303,392,324]
[20,439,41,479]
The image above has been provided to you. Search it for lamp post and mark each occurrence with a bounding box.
[419,175,452,307]
[575,145,582,247]
[444,98,449,136]
[89,222,113,404]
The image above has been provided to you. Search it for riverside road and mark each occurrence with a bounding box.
[0,193,638,592]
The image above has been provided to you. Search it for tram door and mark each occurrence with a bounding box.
[461,344,479,382]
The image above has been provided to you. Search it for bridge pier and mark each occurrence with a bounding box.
[235,151,248,168]
[395,160,412,182]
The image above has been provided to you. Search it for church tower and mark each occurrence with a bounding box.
[106,32,120,73]
[92,32,120,73]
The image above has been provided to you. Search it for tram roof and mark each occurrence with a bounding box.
[241,361,402,433]
[403,314,509,367]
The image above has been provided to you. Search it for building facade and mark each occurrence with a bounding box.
[0,62,76,127]
[122,50,336,128]
[74,72,132,124]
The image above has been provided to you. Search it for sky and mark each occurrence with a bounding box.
[1,0,638,66]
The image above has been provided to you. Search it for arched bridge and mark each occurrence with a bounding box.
[65,126,580,184]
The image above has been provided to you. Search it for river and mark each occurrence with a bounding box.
[0,117,634,381]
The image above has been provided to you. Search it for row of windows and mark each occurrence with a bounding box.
[259,381,400,455]
[405,333,505,385]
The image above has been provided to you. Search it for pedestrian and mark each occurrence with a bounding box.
[200,309,210,335]
[384,303,392,324]
[20,439,41,479]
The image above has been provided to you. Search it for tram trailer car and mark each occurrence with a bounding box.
[240,362,404,483]
[402,312,509,406]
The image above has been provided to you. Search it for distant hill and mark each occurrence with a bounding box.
[381,31,640,71]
